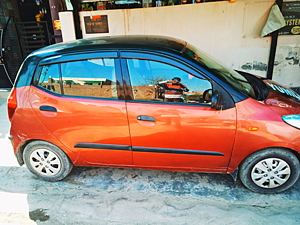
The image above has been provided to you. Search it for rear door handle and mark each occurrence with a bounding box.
[39,106,57,112]
[137,115,156,122]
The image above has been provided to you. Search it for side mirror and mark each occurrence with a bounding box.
[211,90,223,110]
[203,89,212,102]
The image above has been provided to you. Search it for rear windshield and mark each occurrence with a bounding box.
[184,43,257,99]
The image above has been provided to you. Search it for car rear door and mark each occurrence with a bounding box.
[121,51,237,172]
[29,52,133,166]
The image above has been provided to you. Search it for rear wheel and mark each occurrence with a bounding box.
[239,148,300,194]
[23,141,73,181]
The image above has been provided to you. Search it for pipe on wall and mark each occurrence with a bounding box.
[266,0,283,80]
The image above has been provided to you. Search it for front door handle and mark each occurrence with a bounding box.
[39,106,57,112]
[137,115,156,122]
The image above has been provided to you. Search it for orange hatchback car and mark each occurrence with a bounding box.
[7,35,300,193]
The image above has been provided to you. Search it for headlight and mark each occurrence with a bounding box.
[282,114,300,129]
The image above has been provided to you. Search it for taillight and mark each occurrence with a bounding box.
[7,88,17,122]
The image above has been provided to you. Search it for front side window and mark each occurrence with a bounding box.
[127,58,212,105]
[37,58,118,99]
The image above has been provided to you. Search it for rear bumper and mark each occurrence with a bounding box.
[15,150,24,166]
[9,126,25,166]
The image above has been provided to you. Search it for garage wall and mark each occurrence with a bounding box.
[274,36,300,88]
[76,0,300,88]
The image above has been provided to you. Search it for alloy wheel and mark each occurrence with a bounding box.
[251,158,291,188]
[29,148,62,176]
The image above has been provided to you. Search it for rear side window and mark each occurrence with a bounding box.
[38,64,62,94]
[37,58,117,99]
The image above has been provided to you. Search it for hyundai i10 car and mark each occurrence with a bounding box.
[7,35,300,193]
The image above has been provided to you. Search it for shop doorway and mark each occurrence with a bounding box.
[0,0,55,86]
[0,28,13,88]
[17,0,54,58]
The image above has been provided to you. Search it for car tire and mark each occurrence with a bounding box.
[23,141,73,181]
[239,148,300,194]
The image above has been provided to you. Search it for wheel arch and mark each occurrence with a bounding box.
[22,140,75,181]
[227,146,300,174]
[228,146,300,177]
[240,147,300,167]
[237,147,300,193]
[16,139,79,166]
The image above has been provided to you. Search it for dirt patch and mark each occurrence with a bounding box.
[29,209,50,222]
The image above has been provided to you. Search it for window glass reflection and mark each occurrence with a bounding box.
[127,58,212,104]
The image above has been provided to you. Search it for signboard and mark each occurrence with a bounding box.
[279,1,300,35]
[84,15,109,34]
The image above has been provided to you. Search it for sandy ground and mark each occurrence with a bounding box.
[0,89,300,225]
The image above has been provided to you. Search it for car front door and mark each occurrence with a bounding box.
[29,52,133,166]
[121,51,236,172]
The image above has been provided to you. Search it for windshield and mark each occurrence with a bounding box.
[184,43,257,99]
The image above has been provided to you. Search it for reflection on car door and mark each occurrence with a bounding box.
[122,53,237,172]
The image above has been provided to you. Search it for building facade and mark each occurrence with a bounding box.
[0,0,299,90]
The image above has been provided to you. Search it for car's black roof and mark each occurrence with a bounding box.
[16,35,188,89]
[30,35,187,59]
[15,35,249,103]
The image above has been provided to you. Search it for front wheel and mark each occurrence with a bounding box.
[239,148,300,194]
[23,141,73,181]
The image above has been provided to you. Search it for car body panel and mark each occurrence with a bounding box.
[227,97,300,173]
[264,80,300,115]
[10,86,81,164]
[28,86,133,166]
[126,101,236,172]
[7,35,300,179]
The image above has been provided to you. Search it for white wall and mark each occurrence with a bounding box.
[274,36,300,87]
[59,11,76,42]
[78,0,300,88]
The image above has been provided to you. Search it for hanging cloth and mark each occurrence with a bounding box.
[261,4,286,37]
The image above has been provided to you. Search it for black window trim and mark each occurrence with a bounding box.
[38,51,118,66]
[58,63,64,95]
[125,99,213,108]
[32,84,122,102]
[33,51,125,101]
[120,50,211,81]
[120,50,214,107]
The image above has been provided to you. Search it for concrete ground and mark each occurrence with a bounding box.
[0,89,299,225]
